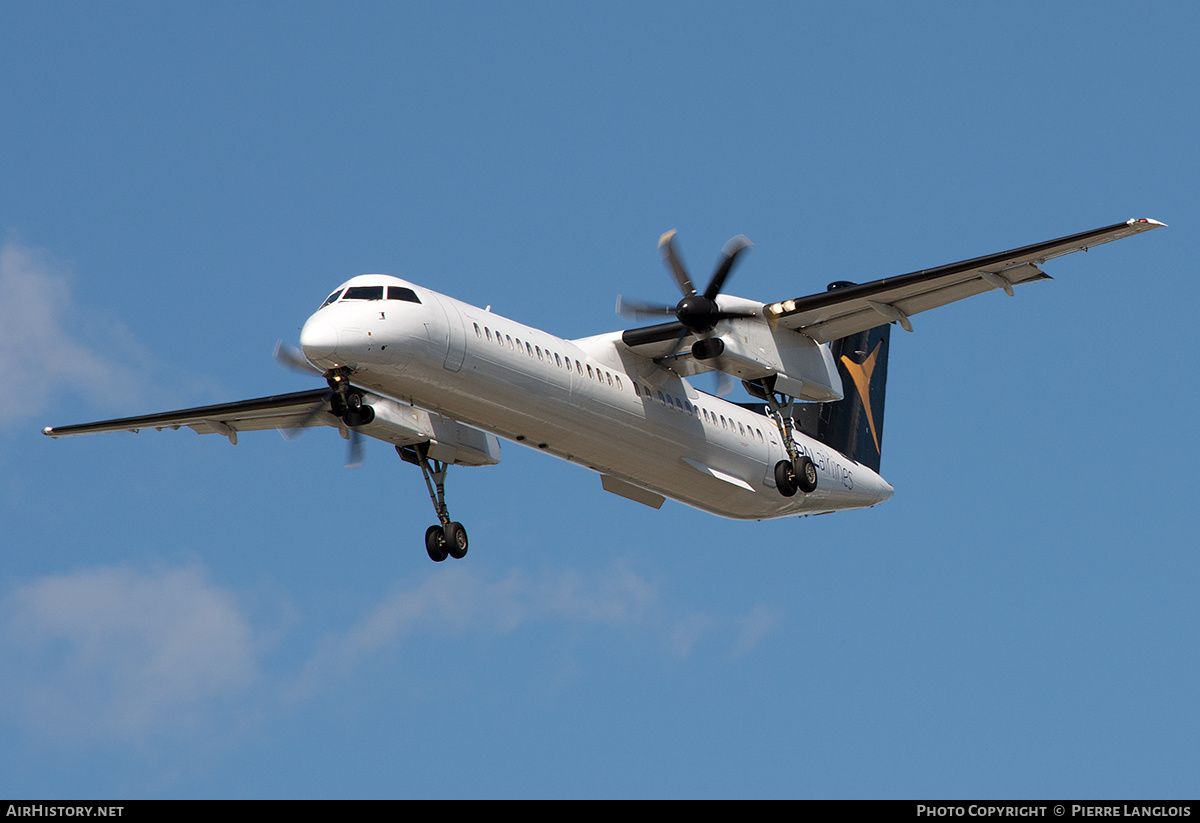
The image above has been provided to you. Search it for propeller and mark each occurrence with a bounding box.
[618,231,756,335]
[274,340,365,468]
[619,232,758,389]
[273,340,324,376]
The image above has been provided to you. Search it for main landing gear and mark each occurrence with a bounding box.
[398,443,469,562]
[748,379,819,499]
[774,455,818,497]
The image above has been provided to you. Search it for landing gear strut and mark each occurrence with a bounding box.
[399,443,469,562]
[750,380,819,498]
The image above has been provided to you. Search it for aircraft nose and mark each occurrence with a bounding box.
[300,319,338,363]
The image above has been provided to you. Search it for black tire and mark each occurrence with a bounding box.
[425,524,448,562]
[774,460,798,497]
[445,522,469,559]
[796,455,818,493]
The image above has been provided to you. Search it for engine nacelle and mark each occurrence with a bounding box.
[707,323,842,402]
[681,296,842,402]
[353,394,501,466]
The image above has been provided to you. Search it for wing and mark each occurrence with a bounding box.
[767,218,1164,343]
[42,388,338,444]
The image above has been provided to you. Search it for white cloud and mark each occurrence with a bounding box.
[1,565,259,744]
[0,239,145,424]
[288,563,665,701]
[0,560,784,743]
[287,562,783,701]
[731,604,786,658]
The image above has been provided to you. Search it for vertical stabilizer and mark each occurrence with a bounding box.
[794,321,891,473]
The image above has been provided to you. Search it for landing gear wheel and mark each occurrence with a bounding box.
[774,460,798,497]
[445,522,468,559]
[425,525,449,562]
[796,455,818,493]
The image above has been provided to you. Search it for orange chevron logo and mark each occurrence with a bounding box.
[840,339,884,456]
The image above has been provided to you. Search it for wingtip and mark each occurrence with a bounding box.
[1129,217,1167,229]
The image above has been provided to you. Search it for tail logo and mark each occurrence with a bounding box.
[839,339,885,456]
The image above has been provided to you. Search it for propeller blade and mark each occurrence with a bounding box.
[274,341,323,376]
[345,428,364,469]
[712,308,760,322]
[703,235,752,301]
[616,295,677,319]
[714,370,736,397]
[667,324,691,356]
[658,230,697,297]
[281,390,334,441]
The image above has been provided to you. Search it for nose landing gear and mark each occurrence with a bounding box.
[399,443,470,562]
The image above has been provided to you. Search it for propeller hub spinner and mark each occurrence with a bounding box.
[676,294,720,333]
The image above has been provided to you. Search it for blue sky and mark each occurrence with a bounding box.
[1,1,1196,798]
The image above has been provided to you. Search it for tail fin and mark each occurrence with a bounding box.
[794,321,891,473]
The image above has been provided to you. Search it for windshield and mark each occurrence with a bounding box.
[321,284,422,306]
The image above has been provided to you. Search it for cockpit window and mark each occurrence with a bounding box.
[387,286,421,303]
[323,284,421,306]
[342,286,385,301]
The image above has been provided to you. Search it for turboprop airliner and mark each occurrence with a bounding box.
[44,219,1164,561]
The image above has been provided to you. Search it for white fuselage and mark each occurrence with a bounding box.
[300,275,894,520]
